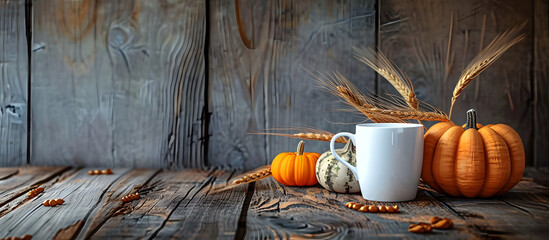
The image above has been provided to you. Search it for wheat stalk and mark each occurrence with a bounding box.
[356,107,450,122]
[251,128,348,143]
[336,85,406,123]
[449,24,526,119]
[306,68,386,123]
[304,65,448,124]
[353,47,419,110]
[211,165,272,193]
[257,132,348,143]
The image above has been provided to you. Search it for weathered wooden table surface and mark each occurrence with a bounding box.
[0,167,548,239]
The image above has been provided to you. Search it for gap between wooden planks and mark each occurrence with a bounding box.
[0,167,548,239]
[0,167,247,239]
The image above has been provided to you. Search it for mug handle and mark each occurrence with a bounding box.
[330,132,359,180]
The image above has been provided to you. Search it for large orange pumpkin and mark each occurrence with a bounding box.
[422,109,525,198]
[271,141,320,186]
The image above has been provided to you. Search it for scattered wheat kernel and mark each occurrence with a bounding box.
[431,217,453,229]
[352,203,364,210]
[135,193,140,199]
[386,206,395,213]
[419,223,432,232]
[88,170,95,175]
[93,170,101,175]
[430,216,441,224]
[358,206,369,212]
[22,235,32,240]
[393,205,399,212]
[378,205,386,213]
[368,205,378,213]
[345,202,354,208]
[408,224,425,233]
[36,187,44,193]
[55,199,64,205]
[48,200,57,207]
[43,200,50,206]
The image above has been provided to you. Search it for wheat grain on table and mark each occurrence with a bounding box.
[0,167,548,239]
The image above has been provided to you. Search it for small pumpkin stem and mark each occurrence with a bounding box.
[465,109,478,130]
[296,141,305,156]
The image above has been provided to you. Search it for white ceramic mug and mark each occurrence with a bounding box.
[330,123,424,202]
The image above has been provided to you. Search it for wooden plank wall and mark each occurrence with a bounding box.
[0,0,547,169]
[209,0,377,169]
[379,0,534,163]
[30,0,206,168]
[0,0,28,166]
[534,0,549,167]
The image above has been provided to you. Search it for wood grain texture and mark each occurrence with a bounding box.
[0,0,28,166]
[209,0,378,170]
[154,170,248,239]
[0,167,78,219]
[436,180,549,238]
[0,168,133,239]
[0,166,68,208]
[0,167,548,239]
[245,177,476,239]
[534,0,549,167]
[379,0,534,160]
[0,167,19,180]
[90,169,214,239]
[75,168,159,239]
[30,0,206,168]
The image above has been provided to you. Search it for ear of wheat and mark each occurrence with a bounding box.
[211,165,272,193]
[353,47,419,110]
[307,68,407,123]
[251,128,348,143]
[361,107,449,122]
[311,68,447,123]
[449,24,526,119]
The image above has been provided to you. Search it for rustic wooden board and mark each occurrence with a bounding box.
[154,170,248,239]
[245,177,477,239]
[0,167,19,180]
[0,0,28,166]
[523,167,549,187]
[30,0,206,168]
[0,167,548,239]
[0,166,68,207]
[436,180,549,238]
[0,167,79,219]
[90,169,214,239]
[75,168,160,239]
[209,0,378,170]
[0,168,133,239]
[379,0,534,160]
[534,0,549,167]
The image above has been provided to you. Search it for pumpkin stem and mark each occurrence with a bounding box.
[296,141,305,156]
[465,109,478,130]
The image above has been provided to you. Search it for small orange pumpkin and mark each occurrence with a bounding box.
[422,109,525,198]
[271,141,320,186]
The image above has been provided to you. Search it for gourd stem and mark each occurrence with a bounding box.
[465,109,478,130]
[296,141,305,156]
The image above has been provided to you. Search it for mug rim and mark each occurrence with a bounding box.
[357,123,423,128]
